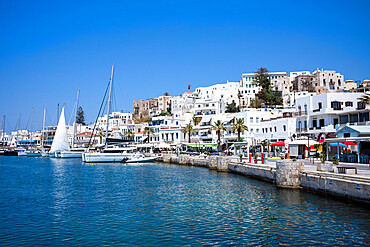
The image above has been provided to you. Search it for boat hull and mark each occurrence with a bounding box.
[4,151,18,156]
[18,152,27,156]
[82,153,134,163]
[26,152,41,157]
[60,151,83,158]
[124,157,157,163]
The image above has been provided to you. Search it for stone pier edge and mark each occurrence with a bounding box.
[157,154,370,204]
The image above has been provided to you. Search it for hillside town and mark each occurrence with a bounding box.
[1,67,370,162]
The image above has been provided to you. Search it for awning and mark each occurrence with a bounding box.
[18,140,37,143]
[270,141,285,146]
[317,139,325,143]
[343,142,358,145]
[186,143,217,148]
[289,140,319,145]
[328,143,348,147]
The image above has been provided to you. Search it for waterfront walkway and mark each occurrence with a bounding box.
[265,158,370,178]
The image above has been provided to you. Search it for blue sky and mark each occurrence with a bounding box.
[0,0,369,131]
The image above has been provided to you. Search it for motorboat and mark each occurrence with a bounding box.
[121,153,157,163]
[82,151,134,163]
[4,150,18,156]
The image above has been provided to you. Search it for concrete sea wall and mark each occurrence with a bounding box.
[157,154,370,204]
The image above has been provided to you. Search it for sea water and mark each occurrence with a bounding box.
[0,157,369,246]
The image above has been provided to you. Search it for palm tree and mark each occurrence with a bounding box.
[125,129,134,140]
[97,131,105,145]
[192,115,201,126]
[144,127,154,143]
[183,123,194,144]
[231,118,248,142]
[358,93,370,107]
[212,120,226,151]
[164,92,170,96]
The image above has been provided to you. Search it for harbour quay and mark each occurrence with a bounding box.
[157,154,370,204]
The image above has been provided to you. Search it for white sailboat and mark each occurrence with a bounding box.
[59,90,85,158]
[49,106,70,157]
[82,66,134,163]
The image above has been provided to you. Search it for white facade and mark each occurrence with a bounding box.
[193,100,225,116]
[295,92,370,137]
[195,81,239,105]
[171,92,197,116]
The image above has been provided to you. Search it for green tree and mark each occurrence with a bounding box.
[358,93,370,106]
[225,102,240,113]
[183,123,194,144]
[231,118,248,142]
[144,127,154,143]
[192,115,201,126]
[212,120,226,151]
[253,67,283,107]
[76,106,86,125]
[125,129,135,140]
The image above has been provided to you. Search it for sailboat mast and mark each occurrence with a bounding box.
[57,103,59,124]
[1,115,4,146]
[72,90,80,148]
[41,107,46,150]
[30,107,34,148]
[105,65,114,149]
[16,113,21,148]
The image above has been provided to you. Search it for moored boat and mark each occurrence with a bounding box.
[121,154,157,163]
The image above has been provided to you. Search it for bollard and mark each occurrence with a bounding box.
[262,153,264,164]
[249,154,252,163]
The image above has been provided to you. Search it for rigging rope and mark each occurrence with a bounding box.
[87,80,111,147]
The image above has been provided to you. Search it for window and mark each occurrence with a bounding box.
[358,102,365,109]
[340,115,348,124]
[250,117,253,123]
[256,117,259,123]
[319,119,324,127]
[176,133,179,139]
[250,129,253,133]
[345,101,353,107]
[359,112,369,122]
[350,113,358,123]
[274,126,277,132]
[283,125,286,131]
[270,127,272,132]
[256,129,259,133]
[344,133,350,138]
[331,101,341,110]
[318,102,322,109]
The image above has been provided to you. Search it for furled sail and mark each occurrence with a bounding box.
[50,106,70,153]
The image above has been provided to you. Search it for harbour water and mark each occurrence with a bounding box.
[0,157,369,246]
